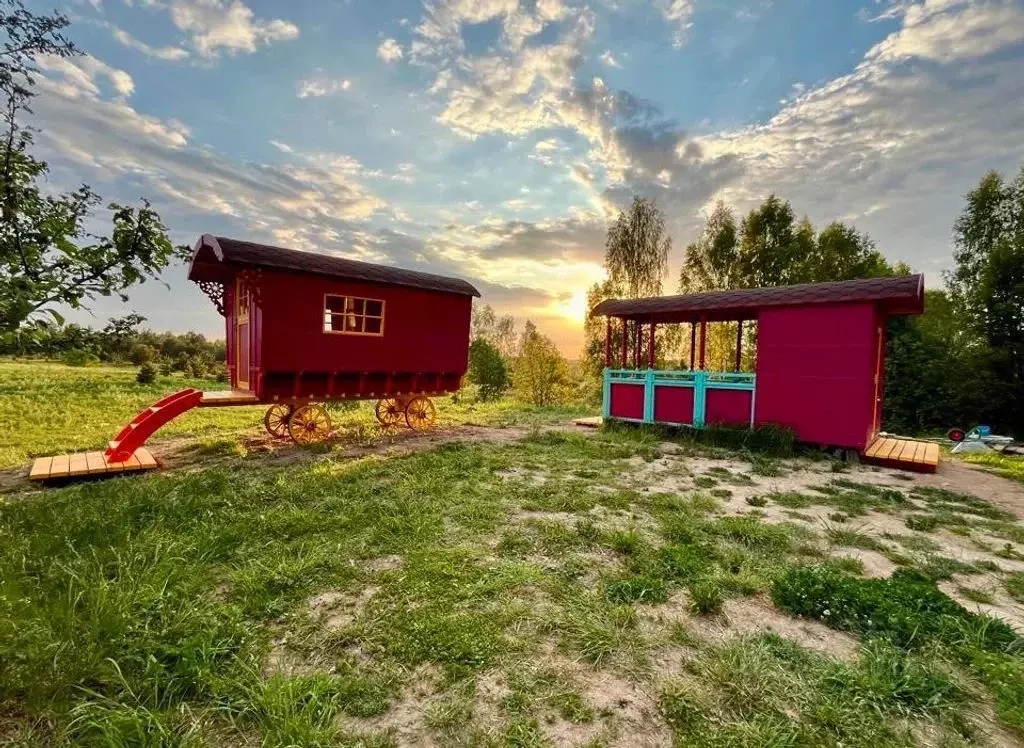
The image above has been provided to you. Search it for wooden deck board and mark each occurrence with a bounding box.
[862,436,940,473]
[200,390,259,406]
[29,448,159,482]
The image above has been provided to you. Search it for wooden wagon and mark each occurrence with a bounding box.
[30,235,479,481]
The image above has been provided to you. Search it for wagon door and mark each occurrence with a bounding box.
[235,278,251,390]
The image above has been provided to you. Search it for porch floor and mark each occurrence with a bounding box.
[199,390,259,406]
[863,436,939,472]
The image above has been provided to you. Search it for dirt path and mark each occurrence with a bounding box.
[915,460,1024,521]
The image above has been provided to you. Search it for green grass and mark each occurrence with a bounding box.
[4,362,1024,744]
[0,360,594,469]
[957,450,1024,485]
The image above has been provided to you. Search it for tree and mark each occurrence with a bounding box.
[810,222,891,282]
[737,195,806,287]
[513,321,569,406]
[0,1,186,336]
[605,196,671,299]
[468,338,509,401]
[679,201,740,294]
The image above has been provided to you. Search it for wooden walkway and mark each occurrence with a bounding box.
[863,436,939,472]
[29,448,159,482]
[199,390,259,406]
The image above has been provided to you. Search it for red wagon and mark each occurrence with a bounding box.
[29,236,480,481]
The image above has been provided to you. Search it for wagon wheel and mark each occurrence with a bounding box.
[375,398,405,427]
[404,396,437,431]
[263,403,295,438]
[288,404,333,444]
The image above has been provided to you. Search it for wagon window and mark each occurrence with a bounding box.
[324,295,385,336]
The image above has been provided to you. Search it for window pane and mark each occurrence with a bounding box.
[346,313,360,331]
[365,300,383,317]
[364,317,382,334]
[326,296,345,313]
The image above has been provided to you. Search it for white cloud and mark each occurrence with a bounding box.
[37,54,136,99]
[599,49,622,67]
[657,0,695,48]
[296,73,352,98]
[377,38,404,62]
[269,140,293,153]
[136,0,299,58]
[108,25,190,60]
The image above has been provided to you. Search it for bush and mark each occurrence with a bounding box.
[60,348,99,367]
[467,338,509,401]
[129,343,159,366]
[136,362,158,384]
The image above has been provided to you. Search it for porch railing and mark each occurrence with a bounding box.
[603,368,756,427]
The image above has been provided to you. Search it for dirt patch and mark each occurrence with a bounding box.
[831,547,897,578]
[345,663,443,747]
[648,593,860,662]
[916,461,1024,521]
[309,586,378,631]
[363,555,403,572]
[938,576,1024,634]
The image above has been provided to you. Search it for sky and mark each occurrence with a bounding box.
[25,0,1024,353]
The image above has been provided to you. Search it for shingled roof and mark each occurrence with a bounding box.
[591,275,924,322]
[188,235,480,297]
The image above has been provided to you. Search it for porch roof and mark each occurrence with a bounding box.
[590,274,924,323]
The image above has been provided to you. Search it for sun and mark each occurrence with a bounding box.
[557,288,589,324]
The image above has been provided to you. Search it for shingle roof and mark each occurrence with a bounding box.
[189,234,480,297]
[590,275,924,321]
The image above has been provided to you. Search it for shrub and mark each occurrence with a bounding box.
[136,362,158,384]
[61,348,99,366]
[467,338,509,401]
[129,343,160,365]
[688,579,724,615]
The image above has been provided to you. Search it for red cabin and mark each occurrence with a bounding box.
[591,275,938,471]
[188,235,479,402]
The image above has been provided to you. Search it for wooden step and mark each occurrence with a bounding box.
[29,448,159,482]
[862,436,939,473]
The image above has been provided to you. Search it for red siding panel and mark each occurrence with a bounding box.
[654,386,694,424]
[610,383,644,420]
[705,389,752,427]
[754,303,876,449]
[257,272,473,378]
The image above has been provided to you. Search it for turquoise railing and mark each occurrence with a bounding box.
[603,368,756,427]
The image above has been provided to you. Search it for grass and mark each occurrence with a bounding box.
[0,359,594,469]
[3,362,1024,744]
[958,450,1024,485]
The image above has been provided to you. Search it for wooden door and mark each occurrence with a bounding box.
[870,324,884,437]
[235,278,250,390]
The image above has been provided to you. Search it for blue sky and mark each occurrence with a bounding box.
[27,0,1024,352]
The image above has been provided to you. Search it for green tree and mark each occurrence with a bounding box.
[468,337,509,401]
[737,195,806,287]
[679,201,740,293]
[0,1,185,336]
[514,321,569,406]
[604,196,671,299]
[810,222,891,282]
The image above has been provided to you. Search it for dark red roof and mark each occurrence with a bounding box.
[591,275,924,322]
[188,234,480,297]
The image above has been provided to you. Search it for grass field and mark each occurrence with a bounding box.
[2,362,1024,746]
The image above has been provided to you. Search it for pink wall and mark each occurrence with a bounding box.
[654,386,694,424]
[705,389,752,427]
[610,383,644,419]
[754,303,879,450]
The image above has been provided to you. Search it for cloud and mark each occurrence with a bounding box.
[135,0,299,58]
[296,72,352,98]
[269,140,293,153]
[377,38,404,62]
[657,0,696,48]
[599,49,622,67]
[108,25,190,60]
[37,54,136,99]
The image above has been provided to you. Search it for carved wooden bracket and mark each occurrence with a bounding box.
[196,280,226,316]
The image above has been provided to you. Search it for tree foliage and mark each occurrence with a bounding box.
[514,321,570,406]
[468,338,509,401]
[604,196,671,299]
[0,1,185,335]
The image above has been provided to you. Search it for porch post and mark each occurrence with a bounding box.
[648,322,656,369]
[735,320,743,372]
[604,317,611,368]
[619,318,627,368]
[698,316,707,370]
[633,320,641,369]
[689,322,696,370]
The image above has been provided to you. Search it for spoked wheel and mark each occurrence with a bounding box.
[263,403,295,438]
[288,403,333,444]
[375,398,405,427]
[404,396,437,431]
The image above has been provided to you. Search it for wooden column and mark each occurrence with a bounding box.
[698,316,707,371]
[689,322,697,370]
[735,320,743,372]
[619,318,627,368]
[604,317,611,368]
[633,320,642,369]
[648,322,656,369]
